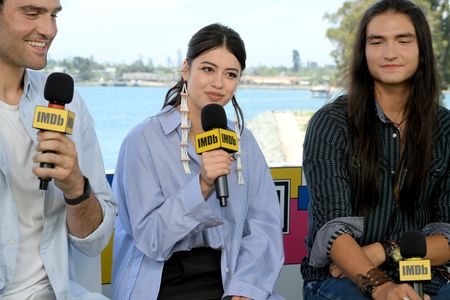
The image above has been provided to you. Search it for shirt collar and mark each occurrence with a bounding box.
[157,104,236,135]
[22,69,32,101]
[157,105,181,135]
[374,99,389,124]
[22,69,45,105]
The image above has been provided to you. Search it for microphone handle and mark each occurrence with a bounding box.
[413,282,423,299]
[215,175,229,207]
[38,150,55,190]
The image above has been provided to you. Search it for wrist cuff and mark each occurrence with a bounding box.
[355,267,392,297]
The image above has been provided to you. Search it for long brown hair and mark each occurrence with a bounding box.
[347,0,439,215]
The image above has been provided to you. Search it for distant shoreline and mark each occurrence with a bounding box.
[75,81,450,94]
[76,81,327,91]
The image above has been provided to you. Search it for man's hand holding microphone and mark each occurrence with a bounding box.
[32,72,84,198]
[32,72,101,237]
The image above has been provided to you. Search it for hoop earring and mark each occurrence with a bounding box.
[180,81,191,174]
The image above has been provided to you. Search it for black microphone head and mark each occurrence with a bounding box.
[44,72,74,105]
[201,103,227,131]
[400,230,427,258]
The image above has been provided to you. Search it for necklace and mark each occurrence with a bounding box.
[392,117,407,129]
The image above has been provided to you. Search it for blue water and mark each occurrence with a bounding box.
[77,85,450,170]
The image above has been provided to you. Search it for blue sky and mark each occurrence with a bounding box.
[50,0,346,67]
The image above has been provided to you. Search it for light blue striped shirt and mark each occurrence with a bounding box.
[112,106,284,300]
[0,70,117,299]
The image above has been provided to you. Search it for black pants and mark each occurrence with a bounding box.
[157,247,224,300]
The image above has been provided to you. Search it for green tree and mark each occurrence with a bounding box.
[431,0,450,88]
[72,56,95,81]
[325,0,450,88]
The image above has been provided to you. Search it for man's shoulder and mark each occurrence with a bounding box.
[437,105,450,136]
[26,70,84,105]
[321,94,347,110]
[438,105,450,119]
[26,69,48,86]
[310,95,348,127]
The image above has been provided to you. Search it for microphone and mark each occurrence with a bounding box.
[399,230,431,299]
[32,72,75,190]
[195,104,238,207]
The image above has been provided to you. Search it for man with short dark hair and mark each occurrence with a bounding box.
[0,0,117,299]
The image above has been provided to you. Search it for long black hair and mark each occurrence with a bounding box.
[163,23,247,132]
[347,0,439,215]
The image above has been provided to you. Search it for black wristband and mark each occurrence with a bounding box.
[64,176,91,206]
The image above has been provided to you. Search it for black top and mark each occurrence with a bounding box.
[157,247,223,300]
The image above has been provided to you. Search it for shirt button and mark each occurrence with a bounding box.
[392,133,397,138]
[225,267,229,272]
[9,240,16,245]
[391,170,395,175]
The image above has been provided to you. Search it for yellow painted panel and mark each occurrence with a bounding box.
[101,235,114,284]
[270,167,302,198]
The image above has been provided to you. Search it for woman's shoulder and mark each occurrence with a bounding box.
[128,115,160,135]
[123,108,174,144]
[239,125,258,145]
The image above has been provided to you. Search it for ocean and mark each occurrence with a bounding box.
[77,85,450,170]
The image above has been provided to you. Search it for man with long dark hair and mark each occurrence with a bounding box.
[301,0,450,299]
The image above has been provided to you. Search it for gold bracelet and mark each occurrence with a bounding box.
[380,240,402,266]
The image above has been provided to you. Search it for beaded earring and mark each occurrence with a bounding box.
[233,109,245,185]
[180,82,191,174]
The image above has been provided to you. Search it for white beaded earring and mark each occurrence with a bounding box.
[234,109,245,185]
[180,82,191,174]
